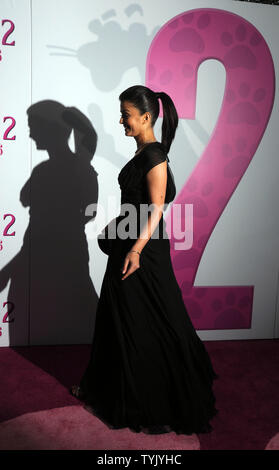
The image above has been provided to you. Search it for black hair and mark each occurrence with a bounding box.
[119,85,178,154]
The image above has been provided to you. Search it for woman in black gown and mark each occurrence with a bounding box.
[71,85,219,435]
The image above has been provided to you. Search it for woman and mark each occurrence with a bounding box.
[71,85,219,435]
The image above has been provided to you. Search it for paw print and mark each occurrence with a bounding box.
[226,82,266,126]
[221,23,262,70]
[180,280,206,319]
[211,291,250,329]
[222,133,249,178]
[169,11,212,55]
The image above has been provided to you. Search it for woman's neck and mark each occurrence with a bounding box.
[134,140,157,156]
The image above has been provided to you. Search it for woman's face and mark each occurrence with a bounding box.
[119,100,150,137]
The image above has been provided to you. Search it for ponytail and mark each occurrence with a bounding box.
[155,92,178,154]
[119,85,178,154]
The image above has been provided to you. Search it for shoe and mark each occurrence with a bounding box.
[70,384,85,400]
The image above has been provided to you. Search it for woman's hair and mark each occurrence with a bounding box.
[119,85,178,154]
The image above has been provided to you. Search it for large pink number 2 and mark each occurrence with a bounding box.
[146,8,275,330]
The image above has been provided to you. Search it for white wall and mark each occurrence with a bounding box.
[0,0,278,345]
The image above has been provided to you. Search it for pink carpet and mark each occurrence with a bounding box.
[265,433,279,450]
[1,340,279,449]
[0,405,200,450]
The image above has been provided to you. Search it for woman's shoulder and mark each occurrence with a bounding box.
[143,141,166,154]
[134,141,169,176]
[134,141,167,167]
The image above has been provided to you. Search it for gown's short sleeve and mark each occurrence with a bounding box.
[140,145,168,177]
[134,142,176,204]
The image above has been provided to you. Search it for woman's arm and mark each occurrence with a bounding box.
[133,160,167,251]
[121,160,167,280]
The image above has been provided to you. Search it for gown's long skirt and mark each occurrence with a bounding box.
[79,217,219,435]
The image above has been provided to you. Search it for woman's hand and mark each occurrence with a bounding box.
[121,251,140,280]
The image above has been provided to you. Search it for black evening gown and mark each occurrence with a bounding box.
[78,142,219,435]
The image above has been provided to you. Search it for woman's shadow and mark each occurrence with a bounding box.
[0,100,99,346]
